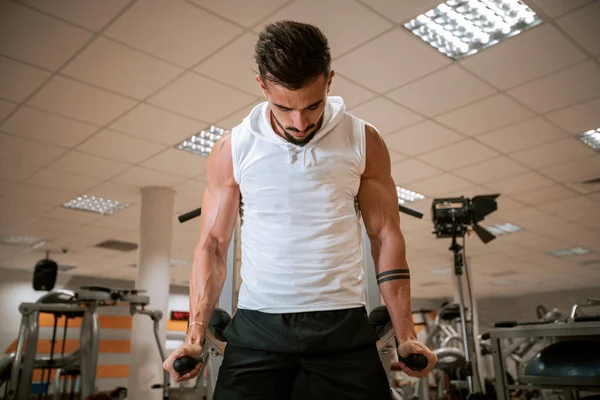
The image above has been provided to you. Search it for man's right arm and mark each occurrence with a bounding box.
[187,131,240,345]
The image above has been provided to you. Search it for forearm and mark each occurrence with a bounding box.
[187,237,228,345]
[370,232,417,343]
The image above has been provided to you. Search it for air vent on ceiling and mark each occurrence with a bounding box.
[565,176,600,194]
[95,239,138,252]
[490,270,518,277]
[420,281,441,287]
[58,265,76,272]
[580,259,600,267]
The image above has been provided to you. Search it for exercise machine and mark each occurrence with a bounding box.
[489,298,600,400]
[0,286,169,400]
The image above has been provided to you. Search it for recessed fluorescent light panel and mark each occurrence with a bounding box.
[63,195,129,216]
[404,0,542,60]
[0,235,47,248]
[397,186,425,204]
[487,223,522,235]
[176,126,226,157]
[578,128,600,151]
[170,259,191,267]
[550,247,591,257]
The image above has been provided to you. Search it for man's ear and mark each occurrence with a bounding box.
[256,74,268,99]
[326,70,335,93]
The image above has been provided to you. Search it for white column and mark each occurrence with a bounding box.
[128,187,175,400]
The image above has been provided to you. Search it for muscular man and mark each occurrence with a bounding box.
[163,20,437,399]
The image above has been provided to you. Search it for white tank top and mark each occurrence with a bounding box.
[231,96,368,313]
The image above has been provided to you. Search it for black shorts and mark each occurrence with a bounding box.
[213,306,392,400]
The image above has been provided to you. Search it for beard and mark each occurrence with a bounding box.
[271,112,324,147]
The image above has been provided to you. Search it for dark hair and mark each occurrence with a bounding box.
[255,20,331,90]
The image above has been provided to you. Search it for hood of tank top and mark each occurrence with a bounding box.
[240,96,346,168]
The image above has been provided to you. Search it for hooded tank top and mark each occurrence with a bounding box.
[231,96,368,313]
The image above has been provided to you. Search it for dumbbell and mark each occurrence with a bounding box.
[173,353,428,375]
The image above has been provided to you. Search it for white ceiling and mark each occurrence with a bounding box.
[1,0,599,299]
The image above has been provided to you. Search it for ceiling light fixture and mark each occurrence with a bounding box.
[0,235,47,248]
[62,195,129,216]
[404,0,542,60]
[486,222,522,235]
[578,128,600,152]
[397,186,425,204]
[176,125,226,157]
[550,246,591,257]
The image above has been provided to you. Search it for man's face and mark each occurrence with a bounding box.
[257,72,334,146]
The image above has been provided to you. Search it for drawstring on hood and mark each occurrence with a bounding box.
[241,96,346,169]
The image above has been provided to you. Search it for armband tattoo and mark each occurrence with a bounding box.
[376,268,410,285]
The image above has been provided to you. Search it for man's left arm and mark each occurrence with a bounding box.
[357,125,436,377]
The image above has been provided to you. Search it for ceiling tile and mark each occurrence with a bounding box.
[335,29,451,93]
[22,216,84,235]
[195,33,261,97]
[20,0,130,31]
[5,183,76,206]
[85,181,141,204]
[453,156,528,184]
[384,121,463,156]
[27,76,136,126]
[91,214,139,231]
[540,155,600,183]
[357,0,445,23]
[110,104,203,146]
[45,207,102,225]
[417,139,500,170]
[529,0,595,18]
[487,172,554,194]
[0,2,92,70]
[148,72,256,122]
[510,137,596,168]
[435,94,535,136]
[2,106,97,148]
[174,194,203,215]
[0,179,18,196]
[557,1,600,56]
[386,65,497,117]
[460,24,587,90]
[539,195,598,214]
[0,100,18,121]
[112,166,187,187]
[507,61,600,114]
[104,0,242,67]
[142,148,208,178]
[49,151,131,180]
[259,0,392,58]
[26,169,101,193]
[510,184,579,206]
[330,76,378,109]
[0,133,67,167]
[216,100,263,131]
[390,158,442,185]
[387,149,407,165]
[349,97,423,135]
[476,117,567,153]
[408,173,473,197]
[0,159,39,182]
[494,206,549,224]
[190,0,289,27]
[0,57,50,103]
[76,129,165,163]
[545,97,600,134]
[173,179,207,200]
[62,37,184,100]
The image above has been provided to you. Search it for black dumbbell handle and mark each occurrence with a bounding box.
[173,356,201,374]
[174,353,428,374]
[398,354,428,371]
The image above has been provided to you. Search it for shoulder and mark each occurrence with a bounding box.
[362,124,391,178]
[207,132,237,186]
